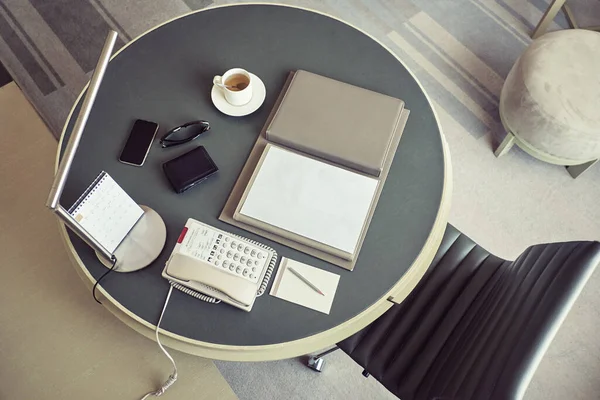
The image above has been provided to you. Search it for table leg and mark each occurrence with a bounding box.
[566,159,598,179]
[494,133,516,158]
[562,3,578,29]
[532,0,567,39]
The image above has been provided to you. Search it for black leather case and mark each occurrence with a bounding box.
[162,146,218,193]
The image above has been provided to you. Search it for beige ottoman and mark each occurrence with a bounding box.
[496,29,600,178]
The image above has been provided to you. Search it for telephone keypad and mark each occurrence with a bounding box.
[201,234,269,284]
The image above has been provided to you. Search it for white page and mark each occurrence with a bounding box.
[240,145,378,255]
[70,173,144,253]
[270,258,340,314]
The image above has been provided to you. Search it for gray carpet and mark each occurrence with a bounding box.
[2,1,599,399]
[0,59,11,87]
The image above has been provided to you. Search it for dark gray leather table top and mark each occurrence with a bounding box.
[60,4,444,347]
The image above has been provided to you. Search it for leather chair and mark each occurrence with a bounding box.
[311,225,600,400]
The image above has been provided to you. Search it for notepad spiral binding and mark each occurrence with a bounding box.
[67,171,108,215]
[170,235,278,305]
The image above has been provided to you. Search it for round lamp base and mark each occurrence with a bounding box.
[96,205,167,272]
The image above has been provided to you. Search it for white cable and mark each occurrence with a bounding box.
[140,286,177,400]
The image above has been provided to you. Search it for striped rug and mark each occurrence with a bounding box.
[0,0,572,139]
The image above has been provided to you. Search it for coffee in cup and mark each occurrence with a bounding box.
[213,68,253,106]
[224,74,250,91]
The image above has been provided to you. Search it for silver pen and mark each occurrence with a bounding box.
[289,267,325,296]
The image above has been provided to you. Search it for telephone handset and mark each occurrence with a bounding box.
[162,218,277,312]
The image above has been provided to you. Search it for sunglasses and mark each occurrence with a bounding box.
[159,120,210,148]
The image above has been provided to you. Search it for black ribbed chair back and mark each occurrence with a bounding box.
[338,225,600,400]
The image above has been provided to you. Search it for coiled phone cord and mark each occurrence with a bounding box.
[140,285,178,399]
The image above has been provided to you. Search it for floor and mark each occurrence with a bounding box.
[0,60,11,87]
[0,81,237,400]
[1,1,599,399]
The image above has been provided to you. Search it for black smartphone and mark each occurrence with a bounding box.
[119,119,159,166]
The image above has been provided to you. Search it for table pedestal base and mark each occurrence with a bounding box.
[97,205,167,272]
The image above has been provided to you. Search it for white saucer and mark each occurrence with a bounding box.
[211,73,266,117]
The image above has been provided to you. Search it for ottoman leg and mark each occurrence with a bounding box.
[532,0,567,39]
[494,133,515,158]
[566,159,599,179]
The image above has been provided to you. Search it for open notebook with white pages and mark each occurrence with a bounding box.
[219,70,410,271]
[235,144,378,261]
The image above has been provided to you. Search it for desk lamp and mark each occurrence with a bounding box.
[46,31,166,272]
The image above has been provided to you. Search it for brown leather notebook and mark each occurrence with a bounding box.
[219,71,409,271]
[266,70,404,177]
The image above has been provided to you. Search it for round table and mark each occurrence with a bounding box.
[57,4,451,361]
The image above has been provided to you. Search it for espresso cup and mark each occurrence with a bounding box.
[213,68,253,106]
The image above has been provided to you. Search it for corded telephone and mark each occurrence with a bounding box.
[162,218,277,311]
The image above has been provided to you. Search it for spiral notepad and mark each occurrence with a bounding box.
[68,171,144,254]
